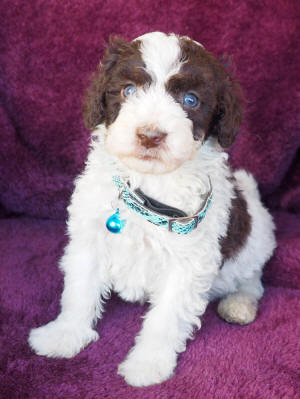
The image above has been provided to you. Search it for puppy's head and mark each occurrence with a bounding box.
[84,32,243,174]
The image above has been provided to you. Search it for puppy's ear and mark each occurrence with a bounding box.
[82,64,107,130]
[82,36,130,131]
[210,74,243,148]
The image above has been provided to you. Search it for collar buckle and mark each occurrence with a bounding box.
[168,215,199,232]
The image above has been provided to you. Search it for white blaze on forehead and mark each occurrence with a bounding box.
[135,32,182,83]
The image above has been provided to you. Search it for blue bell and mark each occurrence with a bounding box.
[106,208,126,234]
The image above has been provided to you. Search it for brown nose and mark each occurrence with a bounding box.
[136,127,167,149]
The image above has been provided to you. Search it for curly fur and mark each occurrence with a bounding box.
[29,32,276,387]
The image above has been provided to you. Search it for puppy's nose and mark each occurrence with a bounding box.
[136,127,167,149]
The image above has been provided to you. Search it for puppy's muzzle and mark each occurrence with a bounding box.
[136,126,167,149]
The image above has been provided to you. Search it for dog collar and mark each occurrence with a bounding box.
[108,175,213,235]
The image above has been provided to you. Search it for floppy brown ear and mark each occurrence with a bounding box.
[82,36,131,131]
[82,63,106,131]
[211,76,243,148]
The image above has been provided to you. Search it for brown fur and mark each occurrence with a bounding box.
[83,36,152,130]
[220,187,252,261]
[83,35,243,149]
[166,38,243,147]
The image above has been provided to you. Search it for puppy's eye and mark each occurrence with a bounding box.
[122,84,137,97]
[183,93,198,108]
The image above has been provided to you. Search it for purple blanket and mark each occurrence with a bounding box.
[0,1,299,398]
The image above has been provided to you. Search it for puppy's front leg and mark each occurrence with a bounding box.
[118,270,210,386]
[29,236,108,358]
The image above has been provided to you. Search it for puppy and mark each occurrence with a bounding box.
[29,32,276,387]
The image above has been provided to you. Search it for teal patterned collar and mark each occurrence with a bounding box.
[111,175,213,235]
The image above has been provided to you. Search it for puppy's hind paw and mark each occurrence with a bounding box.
[217,293,258,325]
[28,319,99,358]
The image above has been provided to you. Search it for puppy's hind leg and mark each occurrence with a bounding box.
[217,274,264,325]
[29,236,109,358]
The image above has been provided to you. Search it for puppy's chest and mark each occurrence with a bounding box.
[96,172,217,300]
[102,216,169,300]
[101,208,212,303]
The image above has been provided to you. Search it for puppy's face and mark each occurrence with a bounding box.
[84,32,242,174]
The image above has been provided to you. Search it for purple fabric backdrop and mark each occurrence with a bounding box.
[0,0,299,398]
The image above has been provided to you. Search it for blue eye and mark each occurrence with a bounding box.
[123,84,136,97]
[183,93,198,108]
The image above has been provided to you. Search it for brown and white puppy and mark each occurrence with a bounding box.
[29,32,276,387]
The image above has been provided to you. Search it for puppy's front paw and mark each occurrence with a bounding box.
[28,319,99,358]
[118,345,176,387]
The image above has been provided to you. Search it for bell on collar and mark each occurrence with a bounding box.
[106,208,126,234]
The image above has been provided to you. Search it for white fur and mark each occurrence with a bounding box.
[28,32,276,387]
[105,85,195,174]
[136,32,182,82]
[107,32,196,175]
